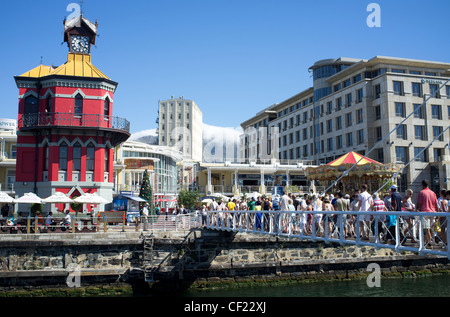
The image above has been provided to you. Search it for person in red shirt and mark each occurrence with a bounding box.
[416,180,439,245]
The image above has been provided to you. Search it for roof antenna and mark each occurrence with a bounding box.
[40,56,43,65]
[80,0,84,17]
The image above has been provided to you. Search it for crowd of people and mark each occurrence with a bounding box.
[201,180,448,247]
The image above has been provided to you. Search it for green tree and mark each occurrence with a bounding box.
[178,190,200,211]
[139,169,153,213]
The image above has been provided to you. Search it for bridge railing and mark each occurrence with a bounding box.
[206,210,450,259]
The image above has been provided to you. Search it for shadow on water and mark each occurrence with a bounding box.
[182,274,450,297]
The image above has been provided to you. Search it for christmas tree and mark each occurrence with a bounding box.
[139,169,153,214]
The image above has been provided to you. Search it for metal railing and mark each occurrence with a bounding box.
[18,112,130,133]
[0,213,201,234]
[206,210,450,259]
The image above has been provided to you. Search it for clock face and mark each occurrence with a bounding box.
[70,35,90,54]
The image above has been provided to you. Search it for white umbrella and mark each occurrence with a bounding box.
[14,192,43,204]
[42,192,74,203]
[0,192,15,204]
[73,193,110,204]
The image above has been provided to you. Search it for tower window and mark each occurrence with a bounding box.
[59,142,68,171]
[75,93,83,115]
[73,142,81,171]
[104,99,110,117]
[86,143,95,171]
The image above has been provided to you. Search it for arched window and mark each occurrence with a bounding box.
[73,142,81,171]
[59,142,68,171]
[86,143,95,171]
[43,145,49,171]
[104,98,110,117]
[74,93,83,115]
[104,146,110,173]
[24,95,38,115]
[46,95,52,113]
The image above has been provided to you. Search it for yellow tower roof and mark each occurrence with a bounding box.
[18,53,110,79]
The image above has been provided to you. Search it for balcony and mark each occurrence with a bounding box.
[18,112,130,145]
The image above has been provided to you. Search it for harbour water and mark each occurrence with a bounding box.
[183,274,450,297]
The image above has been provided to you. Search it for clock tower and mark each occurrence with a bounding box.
[14,14,130,214]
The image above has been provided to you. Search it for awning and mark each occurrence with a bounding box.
[120,194,147,202]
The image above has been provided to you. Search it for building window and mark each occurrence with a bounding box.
[412,83,422,97]
[374,84,381,99]
[395,147,408,163]
[326,119,332,133]
[431,105,442,120]
[375,126,382,141]
[336,135,343,149]
[336,116,342,130]
[414,147,427,162]
[446,86,450,99]
[413,104,423,119]
[356,109,363,124]
[46,96,52,113]
[357,129,364,144]
[105,147,110,172]
[395,102,405,117]
[327,138,333,151]
[433,126,444,141]
[345,93,352,107]
[73,142,81,171]
[414,125,426,140]
[86,143,95,171]
[393,81,404,96]
[336,97,342,111]
[374,105,381,120]
[356,88,363,103]
[44,145,49,171]
[24,96,38,115]
[104,99,110,117]
[376,148,384,163]
[59,142,68,171]
[74,93,83,115]
[346,132,353,147]
[429,84,440,98]
[345,112,352,127]
[396,124,406,140]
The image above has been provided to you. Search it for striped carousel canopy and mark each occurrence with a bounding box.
[327,151,382,166]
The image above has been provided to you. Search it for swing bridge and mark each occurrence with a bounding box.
[205,209,450,260]
[206,78,450,260]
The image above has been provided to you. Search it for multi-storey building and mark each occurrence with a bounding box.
[157,97,203,162]
[14,14,130,212]
[0,119,17,195]
[241,56,450,195]
[113,140,182,195]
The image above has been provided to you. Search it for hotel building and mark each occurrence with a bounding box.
[241,56,450,195]
[157,97,203,163]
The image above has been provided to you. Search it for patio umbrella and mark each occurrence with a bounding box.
[42,192,74,203]
[14,192,43,204]
[73,193,110,204]
[0,192,15,204]
[14,192,43,216]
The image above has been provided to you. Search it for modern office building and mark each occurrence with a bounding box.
[241,56,450,195]
[157,97,203,162]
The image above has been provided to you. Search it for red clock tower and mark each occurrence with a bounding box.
[14,14,130,213]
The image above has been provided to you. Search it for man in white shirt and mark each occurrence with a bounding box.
[358,184,373,240]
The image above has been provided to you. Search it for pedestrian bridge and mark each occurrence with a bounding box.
[206,210,450,260]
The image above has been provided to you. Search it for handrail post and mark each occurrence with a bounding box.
[27,217,31,234]
[122,212,126,232]
[34,216,38,234]
[104,216,107,232]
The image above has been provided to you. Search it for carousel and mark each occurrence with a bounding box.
[305,151,403,194]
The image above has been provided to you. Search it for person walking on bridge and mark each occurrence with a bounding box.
[416,180,439,246]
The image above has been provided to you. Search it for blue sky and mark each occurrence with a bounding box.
[1,0,449,134]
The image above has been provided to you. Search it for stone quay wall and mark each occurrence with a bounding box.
[0,229,449,293]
